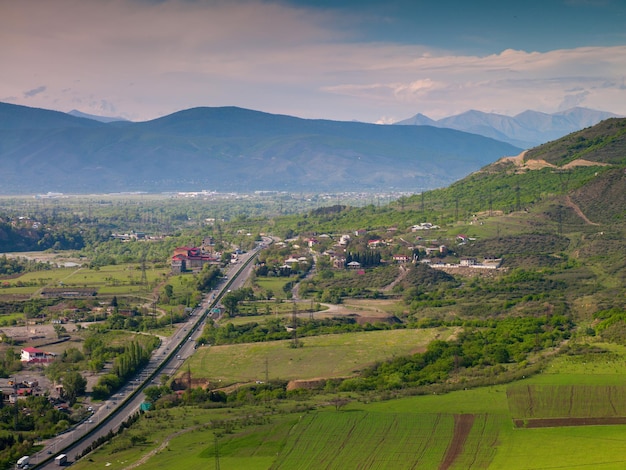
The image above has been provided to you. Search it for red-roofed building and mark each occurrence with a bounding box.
[21,347,54,363]
[171,246,220,273]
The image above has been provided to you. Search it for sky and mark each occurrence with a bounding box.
[2,0,626,123]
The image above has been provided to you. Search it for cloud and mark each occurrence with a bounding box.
[558,90,591,110]
[1,1,625,121]
[320,46,626,118]
[23,86,46,98]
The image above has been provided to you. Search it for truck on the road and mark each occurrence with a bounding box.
[17,455,29,468]
[55,453,67,465]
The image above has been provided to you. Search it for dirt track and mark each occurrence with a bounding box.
[439,414,475,470]
[564,195,599,225]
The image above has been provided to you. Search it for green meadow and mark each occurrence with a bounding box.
[0,263,168,297]
[188,327,455,384]
[68,340,626,469]
[254,277,294,299]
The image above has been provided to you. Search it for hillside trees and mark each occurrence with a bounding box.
[339,315,572,392]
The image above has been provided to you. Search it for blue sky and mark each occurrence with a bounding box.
[2,0,625,122]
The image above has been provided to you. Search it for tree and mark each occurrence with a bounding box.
[222,294,239,316]
[330,395,351,411]
[163,284,174,298]
[62,371,87,406]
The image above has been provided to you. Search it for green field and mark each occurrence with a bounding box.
[0,263,168,297]
[274,411,455,469]
[65,339,626,470]
[507,384,626,419]
[188,328,455,385]
[254,277,294,299]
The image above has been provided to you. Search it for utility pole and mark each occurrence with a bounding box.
[13,377,18,431]
[140,251,148,286]
[214,434,221,470]
[291,301,298,348]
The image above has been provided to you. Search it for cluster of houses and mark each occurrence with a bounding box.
[6,216,42,230]
[0,349,64,404]
[0,378,45,403]
[278,224,501,272]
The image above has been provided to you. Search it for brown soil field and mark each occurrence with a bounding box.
[439,413,475,470]
[514,417,626,428]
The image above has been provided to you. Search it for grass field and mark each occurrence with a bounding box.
[187,327,455,385]
[507,384,626,419]
[0,263,168,297]
[70,340,626,470]
[274,411,456,469]
[254,277,294,299]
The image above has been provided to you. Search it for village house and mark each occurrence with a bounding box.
[411,222,439,231]
[367,239,383,248]
[284,257,300,266]
[20,347,54,364]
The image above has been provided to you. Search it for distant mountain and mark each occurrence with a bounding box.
[0,102,521,195]
[68,109,128,123]
[395,107,621,148]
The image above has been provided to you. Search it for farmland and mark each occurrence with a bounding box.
[189,327,455,385]
[0,261,168,298]
[64,341,626,470]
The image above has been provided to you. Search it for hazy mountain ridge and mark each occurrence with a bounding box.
[68,109,128,123]
[0,102,521,195]
[395,107,621,148]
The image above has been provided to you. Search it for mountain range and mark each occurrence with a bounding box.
[0,102,521,195]
[394,107,620,148]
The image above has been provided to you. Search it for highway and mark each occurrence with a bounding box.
[33,239,267,468]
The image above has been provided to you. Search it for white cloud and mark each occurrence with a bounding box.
[1,1,625,121]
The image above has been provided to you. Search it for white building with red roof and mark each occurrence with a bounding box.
[21,347,54,363]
